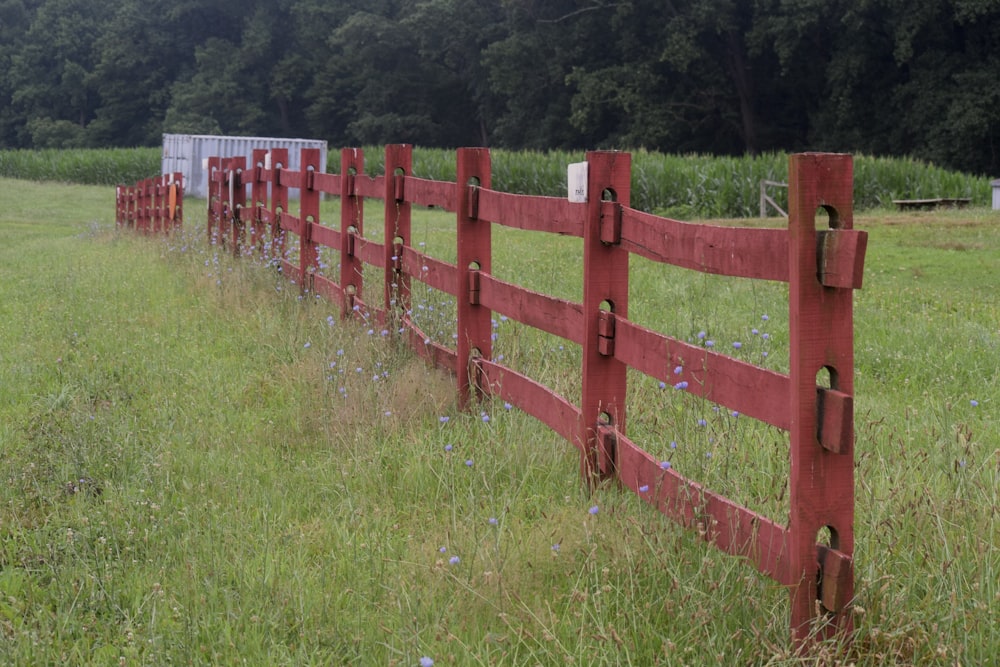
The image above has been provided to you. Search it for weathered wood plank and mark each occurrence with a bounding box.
[405,176,458,211]
[614,317,792,430]
[478,273,584,345]
[619,206,789,281]
[476,188,584,236]
[474,358,581,445]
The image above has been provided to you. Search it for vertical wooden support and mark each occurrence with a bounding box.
[227,157,247,256]
[580,151,631,485]
[299,148,321,292]
[154,176,165,233]
[251,149,268,252]
[173,172,184,228]
[269,148,289,264]
[383,144,412,326]
[340,148,365,319]
[139,178,151,233]
[456,148,493,407]
[207,157,222,244]
[787,153,856,646]
[126,185,136,228]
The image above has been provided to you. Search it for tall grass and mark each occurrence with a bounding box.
[1,178,997,665]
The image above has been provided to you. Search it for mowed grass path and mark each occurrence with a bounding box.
[1,178,997,665]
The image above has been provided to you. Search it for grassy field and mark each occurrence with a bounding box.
[1,177,997,666]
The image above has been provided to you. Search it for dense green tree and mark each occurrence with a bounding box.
[0,0,997,175]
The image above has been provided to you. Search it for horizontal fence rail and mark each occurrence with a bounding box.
[205,145,868,648]
[116,173,184,233]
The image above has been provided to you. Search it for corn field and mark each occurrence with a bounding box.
[2,146,990,218]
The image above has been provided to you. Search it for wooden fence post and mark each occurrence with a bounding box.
[383,144,412,327]
[456,147,493,407]
[226,157,247,255]
[169,172,183,230]
[126,185,136,228]
[299,148,321,292]
[580,151,631,485]
[155,175,166,234]
[787,153,856,645]
[251,149,268,253]
[207,157,222,244]
[269,148,289,264]
[340,148,365,319]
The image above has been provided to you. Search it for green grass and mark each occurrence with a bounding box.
[1,178,998,665]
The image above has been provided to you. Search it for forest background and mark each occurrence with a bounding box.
[1,0,999,177]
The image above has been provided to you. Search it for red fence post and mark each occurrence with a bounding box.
[207,157,222,244]
[269,148,289,264]
[140,178,152,233]
[171,172,183,229]
[226,157,247,255]
[384,144,412,327]
[456,147,493,407]
[251,149,268,253]
[580,151,632,485]
[126,185,136,228]
[787,153,856,645]
[340,148,365,319]
[299,148,321,292]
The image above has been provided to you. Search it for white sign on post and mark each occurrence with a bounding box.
[264,152,271,170]
[567,161,588,203]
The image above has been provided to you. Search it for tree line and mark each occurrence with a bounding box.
[1,0,998,175]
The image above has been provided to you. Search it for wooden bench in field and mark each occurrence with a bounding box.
[893,197,971,211]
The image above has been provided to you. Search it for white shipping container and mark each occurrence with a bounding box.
[992,179,1000,211]
[161,133,328,199]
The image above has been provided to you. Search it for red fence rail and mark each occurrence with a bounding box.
[206,145,867,647]
[116,173,184,233]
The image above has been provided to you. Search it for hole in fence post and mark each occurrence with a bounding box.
[601,188,617,202]
[468,261,481,271]
[598,410,612,425]
[816,365,839,391]
[818,205,840,229]
[599,299,614,312]
[816,525,838,550]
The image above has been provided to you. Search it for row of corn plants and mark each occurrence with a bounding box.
[2,146,990,216]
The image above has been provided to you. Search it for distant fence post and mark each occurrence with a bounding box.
[580,151,632,485]
[269,148,289,263]
[299,148,321,292]
[384,144,412,327]
[760,179,789,218]
[340,147,365,319]
[207,157,223,244]
[152,177,163,233]
[251,149,268,253]
[456,147,493,407]
[169,172,183,230]
[225,157,247,255]
[787,153,858,645]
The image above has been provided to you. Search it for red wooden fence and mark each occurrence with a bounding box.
[116,173,184,233]
[207,145,867,647]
